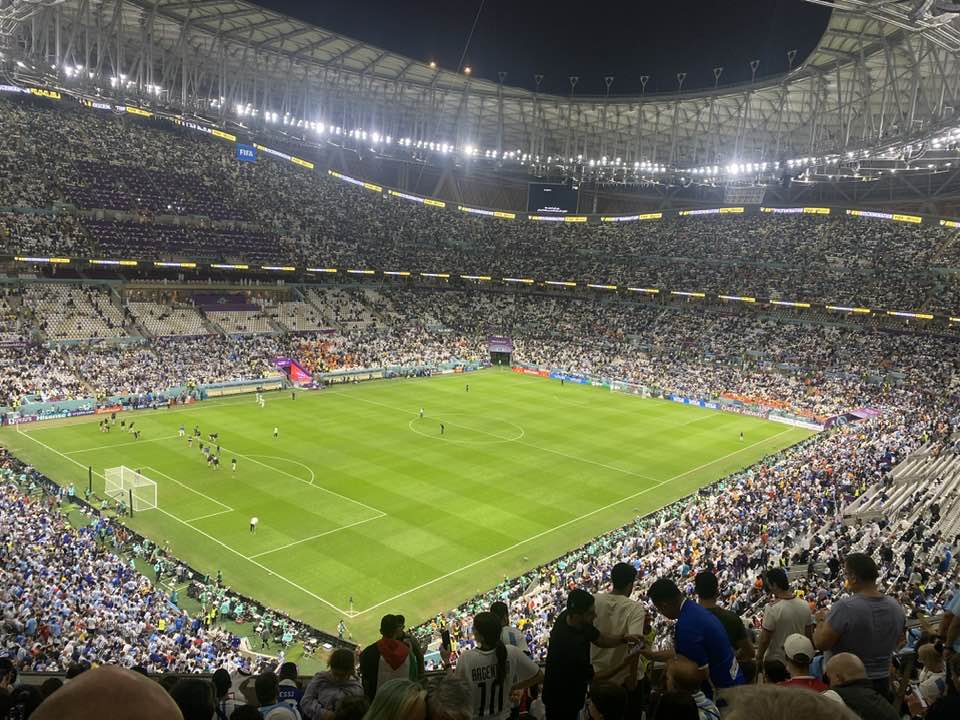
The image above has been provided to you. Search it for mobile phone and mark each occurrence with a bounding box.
[911,687,927,709]
[440,628,451,649]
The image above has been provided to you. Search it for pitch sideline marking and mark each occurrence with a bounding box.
[143,466,233,512]
[14,426,354,617]
[65,434,181,454]
[18,394,266,431]
[353,427,796,615]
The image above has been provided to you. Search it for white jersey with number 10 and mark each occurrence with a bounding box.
[454,644,540,720]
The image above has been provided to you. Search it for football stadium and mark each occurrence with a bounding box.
[1,0,960,719]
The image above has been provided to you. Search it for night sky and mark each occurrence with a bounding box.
[252,0,832,96]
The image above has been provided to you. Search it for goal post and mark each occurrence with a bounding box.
[610,379,648,397]
[104,466,157,515]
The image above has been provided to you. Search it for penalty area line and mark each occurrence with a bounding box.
[15,427,353,617]
[217,443,386,520]
[247,513,386,559]
[183,509,234,523]
[143,465,233,512]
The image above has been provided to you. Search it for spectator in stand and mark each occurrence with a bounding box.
[665,655,721,720]
[277,662,304,712]
[941,585,960,656]
[31,665,184,720]
[651,692,699,720]
[359,615,418,701]
[694,571,755,680]
[332,696,369,720]
[910,654,960,720]
[490,601,530,656]
[722,685,860,720]
[361,678,426,720]
[452,611,542,720]
[583,683,628,720]
[170,678,217,720]
[778,634,840,702]
[813,553,905,699]
[646,578,745,695]
[541,589,636,720]
[424,675,472,720]
[591,563,646,705]
[214,668,242,719]
[231,707,263,720]
[914,643,948,706]
[756,568,814,675]
[302,649,364,720]
[823,653,898,720]
[397,616,426,679]
[255,672,302,720]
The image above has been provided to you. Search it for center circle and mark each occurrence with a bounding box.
[408,413,525,445]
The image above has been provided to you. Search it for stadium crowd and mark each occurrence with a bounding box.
[4,95,960,313]
[3,95,960,720]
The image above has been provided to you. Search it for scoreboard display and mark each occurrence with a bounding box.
[527,183,580,214]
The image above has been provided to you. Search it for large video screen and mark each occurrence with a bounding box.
[527,183,580,214]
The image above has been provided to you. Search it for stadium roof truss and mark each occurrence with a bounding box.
[4,0,960,169]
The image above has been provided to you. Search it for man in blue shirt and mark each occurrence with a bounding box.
[648,577,745,694]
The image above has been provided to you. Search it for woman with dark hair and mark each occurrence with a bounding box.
[453,611,542,720]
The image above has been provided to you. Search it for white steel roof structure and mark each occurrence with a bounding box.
[3,0,960,170]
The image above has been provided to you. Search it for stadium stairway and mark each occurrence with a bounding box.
[843,447,960,524]
[196,306,227,336]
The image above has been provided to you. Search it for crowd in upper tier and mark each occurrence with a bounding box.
[4,95,960,720]
[3,95,960,313]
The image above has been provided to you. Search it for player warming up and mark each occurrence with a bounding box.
[419,408,424,418]
[231,458,237,473]
[440,423,445,435]
[273,426,279,439]
[249,516,258,533]
[739,431,744,442]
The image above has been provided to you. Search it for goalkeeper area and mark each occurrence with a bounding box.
[0,369,811,640]
[104,466,158,513]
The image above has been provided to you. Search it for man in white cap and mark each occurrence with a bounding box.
[778,633,842,703]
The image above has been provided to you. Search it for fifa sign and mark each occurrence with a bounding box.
[236,144,257,163]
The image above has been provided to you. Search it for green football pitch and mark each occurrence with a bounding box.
[0,369,811,641]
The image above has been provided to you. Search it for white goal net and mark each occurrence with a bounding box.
[610,380,648,397]
[104,466,157,513]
